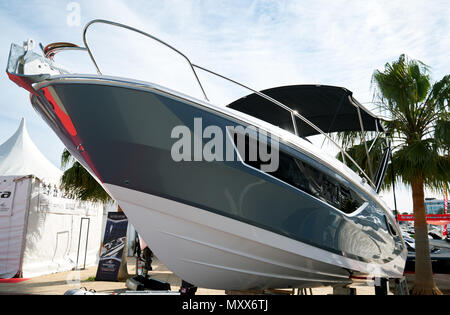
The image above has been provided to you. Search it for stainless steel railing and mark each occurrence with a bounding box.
[77,19,375,187]
[82,19,209,102]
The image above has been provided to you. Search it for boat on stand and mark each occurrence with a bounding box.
[6,20,406,290]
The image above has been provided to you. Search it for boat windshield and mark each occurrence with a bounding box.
[226,84,390,191]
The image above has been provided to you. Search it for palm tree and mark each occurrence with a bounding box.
[338,54,449,294]
[60,149,130,281]
[60,149,112,203]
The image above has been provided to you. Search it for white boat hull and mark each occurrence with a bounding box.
[107,184,404,290]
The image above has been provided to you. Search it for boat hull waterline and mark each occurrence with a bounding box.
[28,77,406,289]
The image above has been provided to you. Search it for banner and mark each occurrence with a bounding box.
[443,188,448,236]
[95,212,128,281]
[397,214,450,226]
[0,177,16,217]
[37,182,100,216]
[444,190,448,214]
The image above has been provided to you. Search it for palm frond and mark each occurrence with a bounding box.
[335,54,450,194]
[60,150,112,204]
[61,148,74,169]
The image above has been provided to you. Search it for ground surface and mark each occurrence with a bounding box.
[0,256,448,295]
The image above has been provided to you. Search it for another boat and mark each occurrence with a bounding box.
[6,20,406,290]
[402,231,450,274]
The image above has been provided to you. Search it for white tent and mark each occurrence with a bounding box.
[0,118,62,183]
[0,118,104,278]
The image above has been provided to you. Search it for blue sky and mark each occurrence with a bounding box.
[0,0,449,211]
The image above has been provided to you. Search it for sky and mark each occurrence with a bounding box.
[0,0,448,212]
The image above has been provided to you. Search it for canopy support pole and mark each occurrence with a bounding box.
[357,106,374,180]
[390,148,398,215]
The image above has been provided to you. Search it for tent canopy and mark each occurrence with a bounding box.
[0,118,62,183]
[227,85,384,137]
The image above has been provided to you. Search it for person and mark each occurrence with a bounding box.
[135,233,153,275]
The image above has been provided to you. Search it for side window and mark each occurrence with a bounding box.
[232,132,365,214]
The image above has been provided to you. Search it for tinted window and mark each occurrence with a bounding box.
[233,133,366,214]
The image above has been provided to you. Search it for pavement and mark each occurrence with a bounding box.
[0,257,223,295]
[0,256,447,295]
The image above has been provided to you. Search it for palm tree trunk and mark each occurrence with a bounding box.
[410,178,442,295]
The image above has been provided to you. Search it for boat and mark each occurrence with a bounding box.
[100,237,126,259]
[400,228,450,274]
[6,20,406,290]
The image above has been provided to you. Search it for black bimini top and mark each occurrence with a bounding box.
[227,85,383,137]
